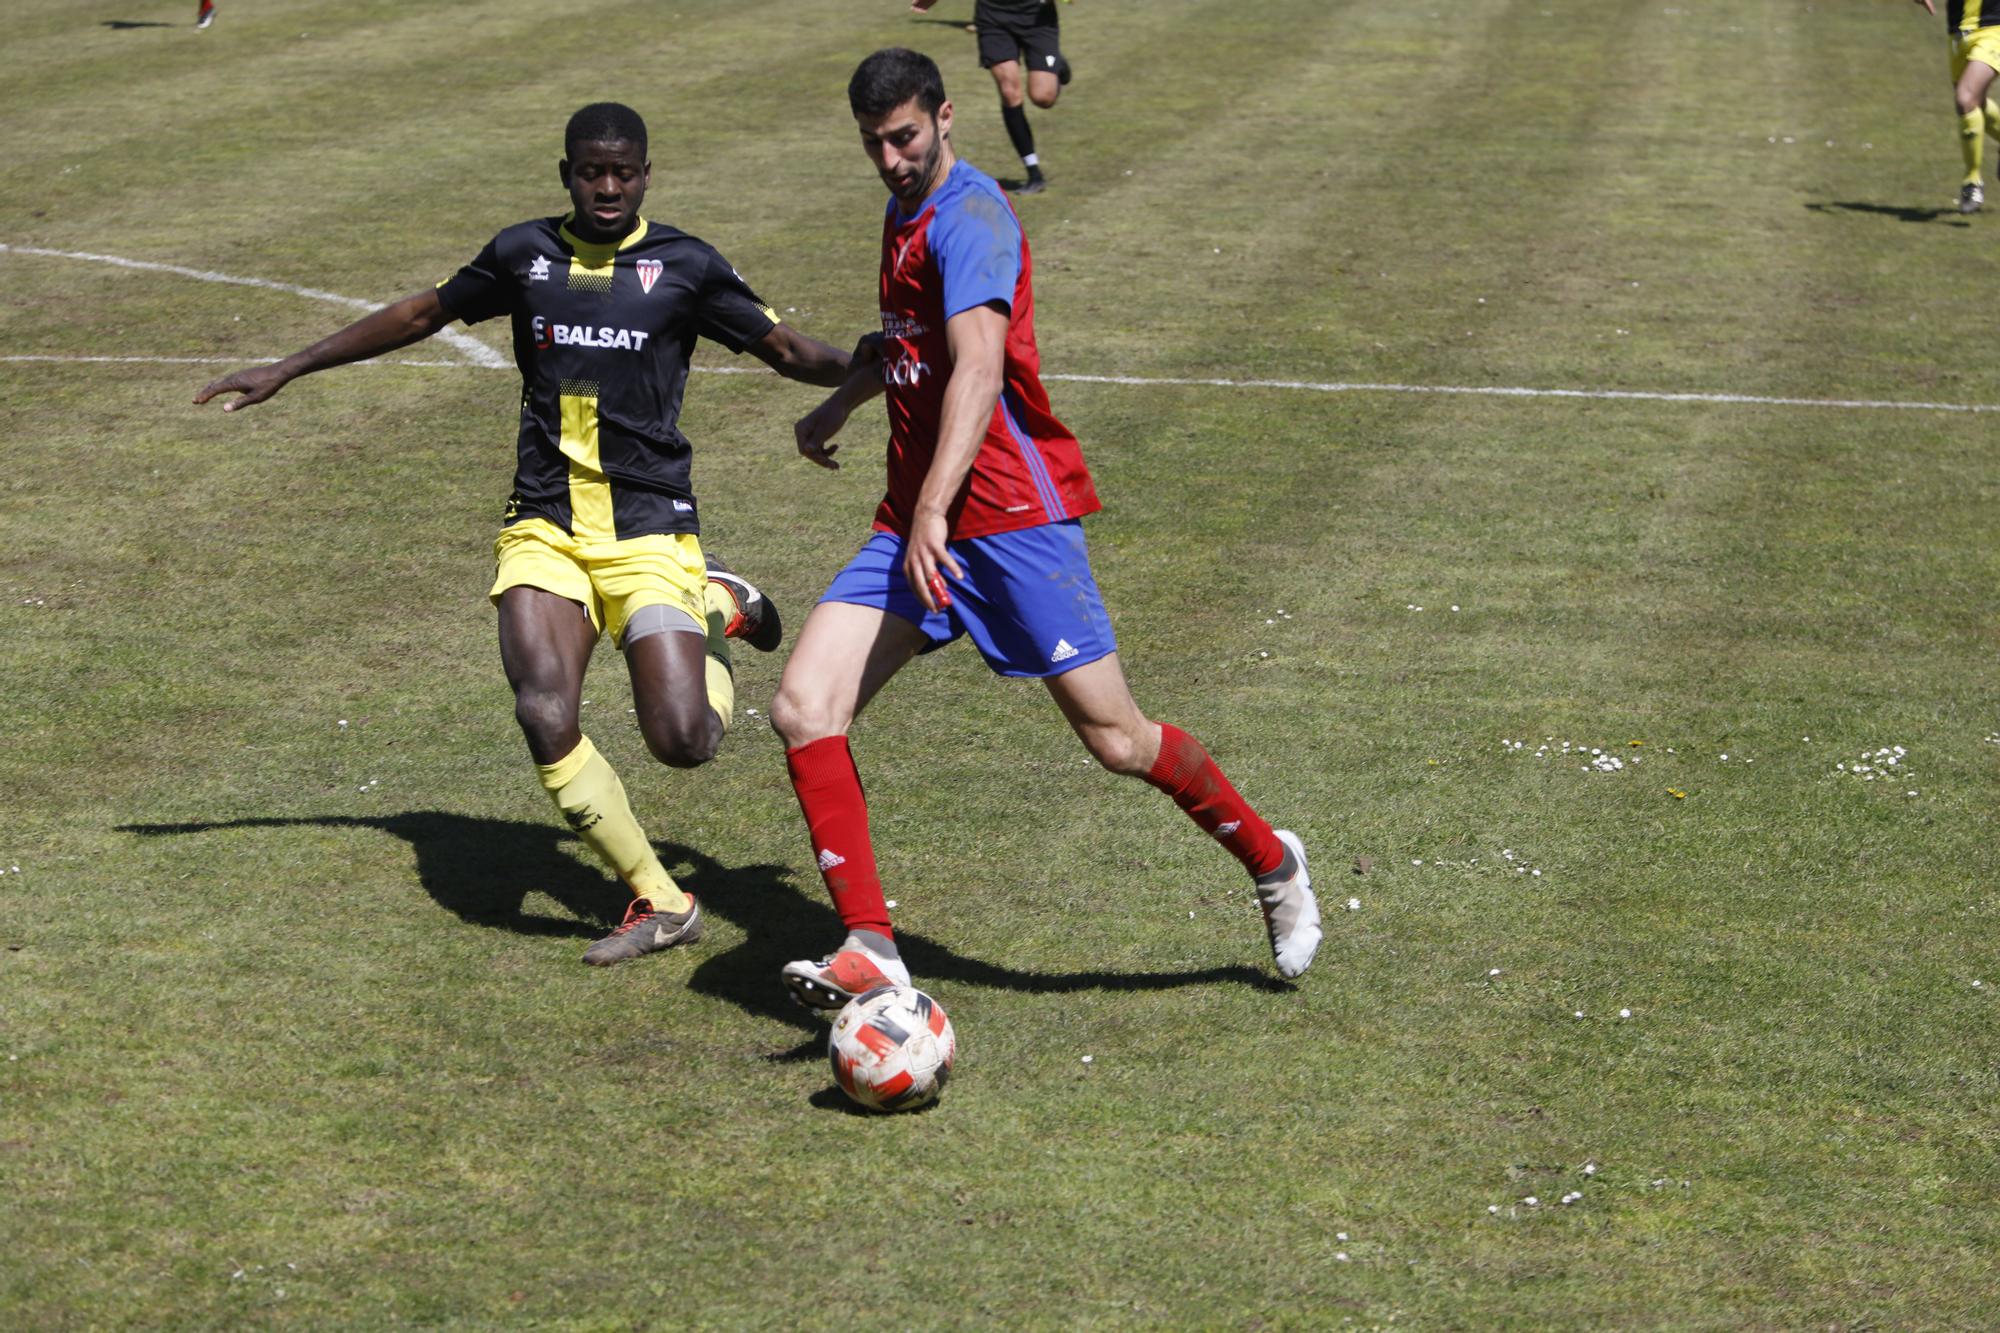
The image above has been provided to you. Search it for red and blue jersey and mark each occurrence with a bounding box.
[873,159,1099,540]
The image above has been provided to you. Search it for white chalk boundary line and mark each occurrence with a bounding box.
[1042,374,2000,415]
[4,242,1995,414]
[8,353,1995,417]
[0,242,509,369]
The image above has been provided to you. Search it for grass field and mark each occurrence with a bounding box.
[4,0,1999,1326]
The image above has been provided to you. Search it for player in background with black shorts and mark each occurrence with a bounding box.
[1914,0,2000,212]
[195,103,854,966]
[770,49,1321,1012]
[913,0,1071,194]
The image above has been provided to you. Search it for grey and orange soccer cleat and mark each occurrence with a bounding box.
[582,896,704,966]
[1960,182,1984,215]
[704,554,783,652]
[1254,830,1321,979]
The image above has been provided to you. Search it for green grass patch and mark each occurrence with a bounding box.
[3,0,1997,1326]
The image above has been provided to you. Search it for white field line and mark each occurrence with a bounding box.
[1041,373,2000,415]
[4,242,1995,414]
[5,352,1996,415]
[2,354,475,368]
[0,242,509,369]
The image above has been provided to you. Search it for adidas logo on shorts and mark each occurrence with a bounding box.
[1050,639,1079,663]
[817,848,847,871]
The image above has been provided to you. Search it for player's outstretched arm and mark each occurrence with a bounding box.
[793,336,888,471]
[193,289,457,412]
[747,322,855,389]
[902,302,1007,611]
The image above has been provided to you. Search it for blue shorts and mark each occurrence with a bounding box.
[820,520,1118,678]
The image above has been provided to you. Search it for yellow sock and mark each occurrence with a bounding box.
[703,585,735,733]
[1960,108,1985,184]
[536,736,690,912]
[1986,98,2000,142]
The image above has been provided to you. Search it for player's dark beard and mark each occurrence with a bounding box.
[903,123,948,201]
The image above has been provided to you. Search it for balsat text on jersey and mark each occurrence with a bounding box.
[532,316,653,352]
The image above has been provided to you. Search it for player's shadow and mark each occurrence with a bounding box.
[121,811,1289,1050]
[102,19,176,27]
[1805,200,1970,226]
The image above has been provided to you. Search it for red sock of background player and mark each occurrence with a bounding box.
[1143,723,1287,879]
[785,736,896,946]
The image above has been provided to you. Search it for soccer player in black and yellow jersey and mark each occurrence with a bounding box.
[196,103,854,965]
[1915,0,2000,212]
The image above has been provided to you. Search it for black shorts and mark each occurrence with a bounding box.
[976,1,1062,72]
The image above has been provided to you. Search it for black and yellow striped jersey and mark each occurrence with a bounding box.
[1949,0,2000,32]
[438,215,778,541]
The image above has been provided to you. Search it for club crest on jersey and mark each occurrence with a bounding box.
[636,259,663,294]
[528,255,552,282]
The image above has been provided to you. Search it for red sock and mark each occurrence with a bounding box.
[785,736,893,939]
[1143,723,1285,878]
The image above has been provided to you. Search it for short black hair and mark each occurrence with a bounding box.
[848,48,946,119]
[564,102,647,159]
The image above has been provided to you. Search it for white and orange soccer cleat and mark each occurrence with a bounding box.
[781,932,911,1013]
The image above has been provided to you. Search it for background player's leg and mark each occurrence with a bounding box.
[990,60,1047,193]
[1045,654,1322,976]
[1023,2,1068,107]
[499,587,695,945]
[1954,60,1997,210]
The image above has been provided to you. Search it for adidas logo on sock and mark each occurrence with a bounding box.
[1216,820,1241,836]
[1049,638,1078,663]
[817,848,847,871]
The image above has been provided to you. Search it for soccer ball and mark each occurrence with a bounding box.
[828,985,956,1112]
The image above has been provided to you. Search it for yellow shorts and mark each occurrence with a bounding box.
[1951,26,2000,81]
[491,518,707,647]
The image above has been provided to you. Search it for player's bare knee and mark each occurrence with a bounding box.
[769,687,838,749]
[767,689,815,747]
[513,687,577,752]
[638,709,720,769]
[1029,87,1059,109]
[1082,726,1148,776]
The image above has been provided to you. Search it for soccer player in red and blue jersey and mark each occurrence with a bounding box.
[770,49,1321,1011]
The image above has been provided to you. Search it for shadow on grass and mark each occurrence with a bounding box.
[121,812,1290,1040]
[102,19,176,27]
[120,812,630,939]
[1804,200,1969,225]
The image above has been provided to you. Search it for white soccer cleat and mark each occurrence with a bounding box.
[1960,182,1984,215]
[1255,830,1321,979]
[781,932,912,1013]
